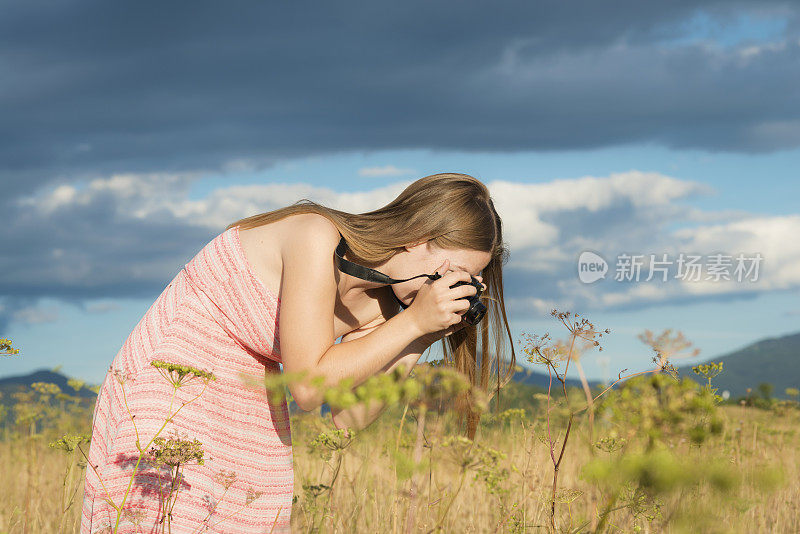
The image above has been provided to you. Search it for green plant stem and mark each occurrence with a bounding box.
[58,456,73,534]
[191,485,233,534]
[325,450,344,509]
[404,403,427,534]
[113,379,210,533]
[492,487,537,534]
[430,467,468,532]
[546,333,578,532]
[114,385,177,533]
[77,443,116,514]
[593,490,620,534]
[392,402,410,534]
[164,463,182,534]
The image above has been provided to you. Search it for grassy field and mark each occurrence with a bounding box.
[0,375,796,533]
[0,323,797,533]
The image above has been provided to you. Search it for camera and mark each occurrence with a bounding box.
[449,276,487,326]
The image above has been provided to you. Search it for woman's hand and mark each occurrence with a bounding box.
[406,259,480,336]
[411,272,483,348]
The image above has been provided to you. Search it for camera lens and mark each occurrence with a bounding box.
[451,276,487,325]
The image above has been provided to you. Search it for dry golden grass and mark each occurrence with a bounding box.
[1,317,797,533]
[2,396,796,533]
[287,401,797,533]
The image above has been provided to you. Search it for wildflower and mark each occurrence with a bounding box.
[245,487,264,505]
[112,366,135,385]
[122,507,146,527]
[692,362,724,382]
[0,338,20,356]
[519,332,563,368]
[150,360,216,387]
[497,408,526,423]
[301,483,330,499]
[49,433,92,453]
[212,470,238,490]
[554,488,583,504]
[550,309,611,351]
[148,432,205,467]
[440,435,509,494]
[594,436,627,453]
[307,428,355,461]
[639,328,700,373]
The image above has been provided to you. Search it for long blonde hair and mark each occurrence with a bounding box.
[226,172,515,439]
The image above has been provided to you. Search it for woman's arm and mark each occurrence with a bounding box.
[278,214,428,412]
[330,326,427,432]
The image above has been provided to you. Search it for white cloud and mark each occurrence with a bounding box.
[506,296,560,316]
[85,301,121,314]
[12,305,59,325]
[674,215,800,291]
[358,165,415,177]
[16,171,202,217]
[599,283,680,307]
[221,158,259,173]
[17,184,78,214]
[8,169,799,317]
[15,173,416,231]
[490,171,713,261]
[738,39,788,60]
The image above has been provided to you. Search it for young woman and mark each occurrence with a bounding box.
[81,172,516,533]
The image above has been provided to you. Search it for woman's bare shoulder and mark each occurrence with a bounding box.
[278,213,340,254]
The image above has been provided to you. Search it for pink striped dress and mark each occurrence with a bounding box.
[81,225,294,533]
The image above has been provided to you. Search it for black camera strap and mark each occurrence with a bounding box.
[334,234,441,309]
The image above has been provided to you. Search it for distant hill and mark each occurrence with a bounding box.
[511,331,800,400]
[0,369,98,399]
[512,366,600,390]
[677,331,800,399]
[4,329,798,410]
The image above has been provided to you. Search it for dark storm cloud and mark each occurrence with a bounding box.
[0,175,217,331]
[2,0,799,198]
[2,1,800,329]
[0,210,209,302]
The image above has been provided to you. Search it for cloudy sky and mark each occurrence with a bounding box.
[2,1,799,385]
